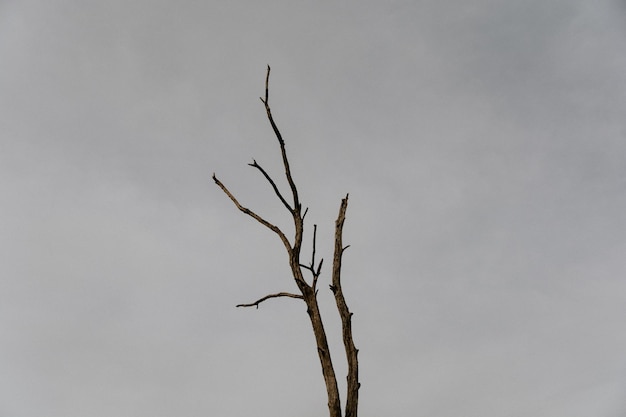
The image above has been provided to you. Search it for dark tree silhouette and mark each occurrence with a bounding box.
[213,66,359,417]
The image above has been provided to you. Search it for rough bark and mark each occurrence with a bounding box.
[330,196,360,417]
[213,66,357,417]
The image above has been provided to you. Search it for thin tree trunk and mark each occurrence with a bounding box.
[303,291,342,417]
[330,196,360,417]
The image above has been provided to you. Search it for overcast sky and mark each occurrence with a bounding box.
[2,1,626,416]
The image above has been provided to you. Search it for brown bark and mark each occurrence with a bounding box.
[213,66,357,417]
[303,290,342,417]
[330,196,360,417]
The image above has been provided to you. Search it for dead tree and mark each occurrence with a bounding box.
[212,66,359,417]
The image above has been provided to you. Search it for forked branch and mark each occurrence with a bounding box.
[299,224,324,290]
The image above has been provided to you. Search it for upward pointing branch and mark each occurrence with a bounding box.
[248,159,293,212]
[260,66,301,215]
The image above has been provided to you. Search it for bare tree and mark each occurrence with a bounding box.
[212,66,359,417]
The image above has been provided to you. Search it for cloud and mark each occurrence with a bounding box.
[1,1,625,416]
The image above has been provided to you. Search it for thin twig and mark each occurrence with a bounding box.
[312,258,323,290]
[311,224,317,267]
[299,224,325,291]
[248,159,293,212]
[236,292,304,308]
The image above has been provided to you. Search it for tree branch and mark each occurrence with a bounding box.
[212,173,291,252]
[236,292,304,308]
[299,224,325,290]
[259,65,301,213]
[248,159,293,212]
[311,224,317,267]
[313,258,323,290]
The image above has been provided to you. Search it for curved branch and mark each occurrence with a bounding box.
[213,173,291,252]
[236,292,304,308]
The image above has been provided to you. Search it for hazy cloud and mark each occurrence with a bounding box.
[1,1,625,416]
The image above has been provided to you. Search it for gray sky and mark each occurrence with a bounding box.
[1,1,626,416]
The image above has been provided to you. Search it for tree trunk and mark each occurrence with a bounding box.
[304,291,342,417]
